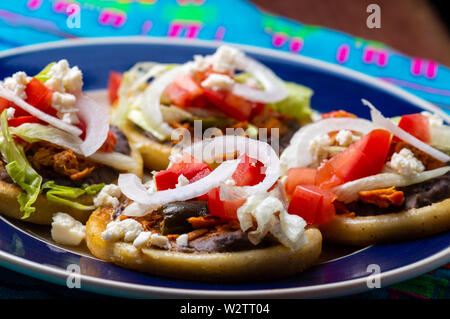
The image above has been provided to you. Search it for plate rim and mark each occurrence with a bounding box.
[0,36,449,298]
[0,242,448,298]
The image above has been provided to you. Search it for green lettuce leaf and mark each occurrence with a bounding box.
[10,123,83,153]
[127,109,168,141]
[0,110,42,219]
[267,82,314,122]
[34,62,56,83]
[41,181,104,211]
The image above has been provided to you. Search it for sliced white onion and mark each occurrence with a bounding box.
[178,135,280,201]
[363,99,450,163]
[280,117,380,174]
[76,94,109,157]
[231,56,287,103]
[141,65,189,140]
[119,159,239,216]
[333,166,450,203]
[0,84,82,136]
[88,151,141,174]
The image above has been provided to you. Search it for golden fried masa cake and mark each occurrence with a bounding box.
[86,205,322,282]
[319,176,450,246]
[86,133,322,282]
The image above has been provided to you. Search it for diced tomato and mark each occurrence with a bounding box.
[164,74,204,108]
[231,154,265,187]
[76,119,87,140]
[207,187,245,220]
[154,154,212,191]
[7,115,41,127]
[203,89,253,121]
[288,185,337,225]
[108,71,123,105]
[250,102,265,119]
[98,130,117,153]
[0,97,14,115]
[285,167,317,196]
[316,129,392,188]
[208,155,265,220]
[223,93,254,121]
[321,110,357,119]
[0,97,10,113]
[24,78,55,116]
[0,97,29,118]
[397,113,431,143]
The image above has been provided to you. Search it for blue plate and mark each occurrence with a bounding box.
[0,38,448,298]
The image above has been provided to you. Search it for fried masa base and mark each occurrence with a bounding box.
[86,207,323,282]
[319,198,450,246]
[0,180,94,224]
[122,122,173,171]
[0,142,143,225]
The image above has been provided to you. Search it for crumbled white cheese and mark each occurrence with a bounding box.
[122,202,150,217]
[244,77,259,89]
[93,184,122,208]
[51,91,79,125]
[6,107,15,119]
[3,71,31,100]
[335,129,360,147]
[223,178,236,186]
[311,112,323,122]
[175,174,190,188]
[176,234,189,247]
[45,59,83,94]
[101,218,143,242]
[144,179,157,193]
[149,233,171,249]
[237,192,307,251]
[387,148,425,175]
[421,111,444,127]
[185,54,210,73]
[308,134,332,166]
[51,212,86,246]
[44,60,83,123]
[133,231,152,248]
[209,45,245,73]
[201,73,234,91]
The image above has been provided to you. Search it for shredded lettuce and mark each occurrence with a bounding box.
[127,109,168,141]
[34,62,56,83]
[41,181,104,211]
[10,123,83,153]
[267,82,314,122]
[0,110,43,219]
[112,62,175,129]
